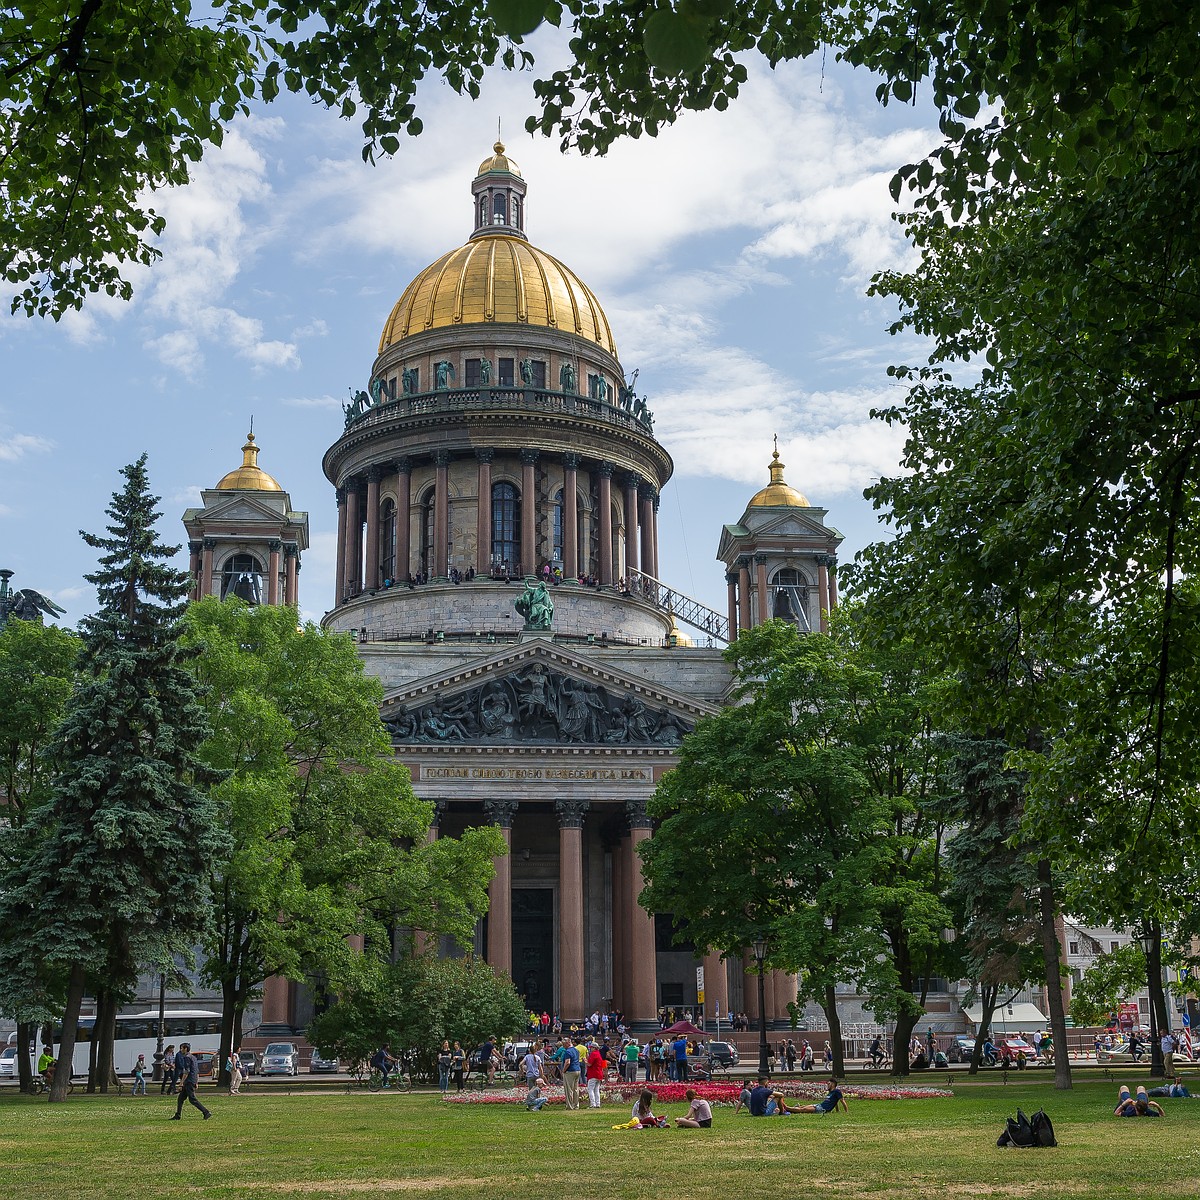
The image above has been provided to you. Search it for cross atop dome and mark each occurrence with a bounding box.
[471,139,528,242]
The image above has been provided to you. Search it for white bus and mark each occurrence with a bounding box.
[47,1009,223,1077]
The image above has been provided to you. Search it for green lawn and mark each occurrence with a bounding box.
[0,1079,1193,1198]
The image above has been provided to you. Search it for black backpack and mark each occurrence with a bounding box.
[997,1108,1034,1147]
[1030,1109,1057,1147]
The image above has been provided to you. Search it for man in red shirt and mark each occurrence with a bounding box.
[585,1040,606,1108]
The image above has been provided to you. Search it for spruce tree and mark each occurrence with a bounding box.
[0,456,227,1101]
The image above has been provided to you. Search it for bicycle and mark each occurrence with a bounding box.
[347,1064,412,1093]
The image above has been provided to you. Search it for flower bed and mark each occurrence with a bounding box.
[441,1080,951,1106]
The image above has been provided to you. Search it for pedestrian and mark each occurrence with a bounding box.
[228,1048,243,1095]
[525,1076,549,1111]
[169,1042,212,1121]
[586,1040,605,1108]
[561,1036,582,1110]
[437,1041,452,1094]
[450,1040,465,1092]
[1161,1030,1177,1076]
[131,1054,147,1096]
[160,1044,176,1094]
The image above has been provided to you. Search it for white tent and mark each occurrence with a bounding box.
[962,1003,1048,1033]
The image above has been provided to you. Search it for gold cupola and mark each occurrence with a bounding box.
[747,445,810,508]
[377,140,617,356]
[215,431,283,492]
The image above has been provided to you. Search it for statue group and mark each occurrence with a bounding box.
[382,663,693,746]
[0,570,65,630]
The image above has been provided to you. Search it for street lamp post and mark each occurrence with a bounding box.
[1136,929,1165,1079]
[752,937,770,1078]
[152,972,166,1082]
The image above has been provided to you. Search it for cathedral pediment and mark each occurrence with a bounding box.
[197,492,289,524]
[379,641,717,747]
[745,509,833,540]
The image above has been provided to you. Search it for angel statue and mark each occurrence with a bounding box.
[0,570,66,630]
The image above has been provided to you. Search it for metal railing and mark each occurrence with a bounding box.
[627,569,730,644]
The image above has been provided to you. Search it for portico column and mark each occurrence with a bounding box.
[611,832,627,1014]
[738,560,752,632]
[260,975,291,1032]
[623,475,640,578]
[364,467,382,590]
[434,450,450,580]
[334,488,347,605]
[626,800,657,1023]
[267,540,282,605]
[726,573,739,638]
[284,544,298,606]
[817,556,830,632]
[346,484,361,596]
[754,554,769,627]
[827,554,838,613]
[484,798,518,979]
[188,541,201,601]
[201,539,216,599]
[476,449,493,575]
[702,950,729,1030]
[597,462,614,585]
[651,495,661,579]
[520,449,538,575]
[742,952,760,1024]
[557,799,588,1021]
[562,453,579,581]
[395,458,411,581]
[639,486,655,579]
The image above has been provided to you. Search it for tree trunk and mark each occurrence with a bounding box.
[16,1019,34,1093]
[1146,920,1170,1078]
[891,1011,919,1078]
[823,985,845,1076]
[218,974,241,1089]
[50,963,86,1102]
[1036,857,1072,1089]
[96,992,116,1094]
[969,982,999,1076]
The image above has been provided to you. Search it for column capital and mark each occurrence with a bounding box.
[203,538,217,551]
[638,482,657,502]
[520,448,540,466]
[284,543,299,558]
[269,539,283,552]
[434,449,451,468]
[475,447,495,464]
[188,540,203,554]
[623,472,642,491]
[367,465,384,484]
[626,798,653,830]
[336,487,346,506]
[596,460,615,479]
[562,451,580,470]
[754,552,769,565]
[556,798,589,829]
[483,798,519,828]
[726,572,740,585]
[394,456,412,475]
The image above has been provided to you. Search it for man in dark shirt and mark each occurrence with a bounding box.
[170,1041,212,1121]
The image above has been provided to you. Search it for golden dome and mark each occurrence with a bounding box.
[668,613,695,647]
[215,432,283,492]
[379,235,617,356]
[747,447,809,508]
[477,139,522,178]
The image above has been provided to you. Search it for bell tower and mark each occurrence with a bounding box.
[470,140,529,241]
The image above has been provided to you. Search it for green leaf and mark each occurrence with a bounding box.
[644,9,711,75]
[487,0,548,38]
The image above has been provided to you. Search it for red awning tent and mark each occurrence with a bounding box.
[658,1021,706,1037]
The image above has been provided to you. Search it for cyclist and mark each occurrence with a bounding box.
[36,1045,56,1090]
[868,1035,885,1068]
[370,1043,399,1087]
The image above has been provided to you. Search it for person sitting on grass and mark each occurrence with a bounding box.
[748,1077,799,1116]
[793,1079,849,1115]
[675,1088,714,1128]
[1114,1084,1165,1117]
[525,1077,549,1111]
[612,1088,669,1129]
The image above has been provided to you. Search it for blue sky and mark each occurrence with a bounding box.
[0,40,941,627]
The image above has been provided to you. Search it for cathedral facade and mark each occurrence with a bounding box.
[197,144,843,1031]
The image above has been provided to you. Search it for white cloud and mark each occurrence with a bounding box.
[282,393,342,410]
[168,485,205,507]
[0,431,53,462]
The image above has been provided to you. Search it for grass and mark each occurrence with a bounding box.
[0,1077,1194,1198]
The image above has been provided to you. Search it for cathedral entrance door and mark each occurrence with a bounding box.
[512,888,555,1012]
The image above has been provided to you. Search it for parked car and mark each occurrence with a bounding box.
[998,1037,1039,1066]
[259,1042,300,1076]
[0,1046,22,1077]
[308,1049,340,1073]
[193,1050,219,1079]
[701,1041,740,1069]
[946,1035,980,1063]
[237,1050,258,1076]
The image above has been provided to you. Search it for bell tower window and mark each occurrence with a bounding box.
[493,194,508,225]
[492,482,520,572]
[221,554,264,604]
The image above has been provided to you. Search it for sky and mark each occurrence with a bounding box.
[0,34,943,629]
